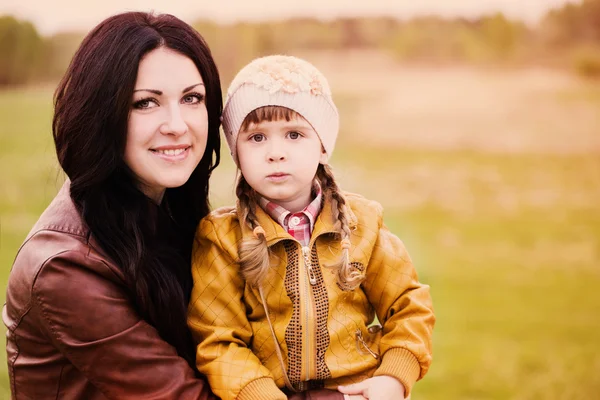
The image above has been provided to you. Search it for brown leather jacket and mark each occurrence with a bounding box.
[3,182,343,400]
[3,183,215,399]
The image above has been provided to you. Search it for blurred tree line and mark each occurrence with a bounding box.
[0,16,43,85]
[540,0,600,77]
[1,0,600,86]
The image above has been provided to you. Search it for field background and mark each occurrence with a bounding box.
[2,2,600,397]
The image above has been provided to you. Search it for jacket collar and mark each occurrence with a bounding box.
[237,195,358,247]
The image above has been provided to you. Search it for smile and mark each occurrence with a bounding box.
[150,146,191,161]
[155,148,186,156]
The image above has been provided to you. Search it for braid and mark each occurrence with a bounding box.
[317,164,364,290]
[236,175,271,287]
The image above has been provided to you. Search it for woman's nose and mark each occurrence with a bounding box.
[160,106,188,136]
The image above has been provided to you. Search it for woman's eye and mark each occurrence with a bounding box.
[183,93,204,104]
[133,98,157,109]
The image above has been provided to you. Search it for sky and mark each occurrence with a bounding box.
[0,0,580,35]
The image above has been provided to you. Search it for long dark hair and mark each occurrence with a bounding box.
[52,12,222,368]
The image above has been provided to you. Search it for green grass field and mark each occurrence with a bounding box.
[1,57,599,399]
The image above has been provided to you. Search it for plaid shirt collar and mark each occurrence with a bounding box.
[258,183,323,246]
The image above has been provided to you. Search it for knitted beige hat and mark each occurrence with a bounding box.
[222,55,339,166]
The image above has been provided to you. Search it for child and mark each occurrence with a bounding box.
[188,55,435,400]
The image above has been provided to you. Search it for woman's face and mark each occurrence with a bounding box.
[125,47,208,203]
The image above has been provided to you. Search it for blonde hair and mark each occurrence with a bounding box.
[237,106,364,290]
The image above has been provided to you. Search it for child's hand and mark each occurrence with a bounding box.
[338,376,405,399]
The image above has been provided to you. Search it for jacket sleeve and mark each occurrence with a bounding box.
[31,249,215,400]
[188,217,287,400]
[361,220,435,397]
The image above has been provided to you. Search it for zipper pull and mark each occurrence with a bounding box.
[302,246,317,285]
[355,329,379,359]
[307,266,317,285]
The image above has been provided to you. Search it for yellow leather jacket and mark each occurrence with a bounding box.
[188,192,435,400]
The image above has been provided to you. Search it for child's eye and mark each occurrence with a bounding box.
[287,131,301,140]
[133,98,158,109]
[250,133,265,142]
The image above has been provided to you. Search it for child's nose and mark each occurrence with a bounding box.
[268,153,286,162]
[267,144,286,162]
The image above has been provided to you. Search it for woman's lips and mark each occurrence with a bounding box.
[150,146,191,162]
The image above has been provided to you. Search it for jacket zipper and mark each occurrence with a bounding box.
[298,231,337,383]
[267,233,336,386]
[300,245,317,383]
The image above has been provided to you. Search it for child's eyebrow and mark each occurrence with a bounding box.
[240,119,312,133]
[283,123,311,131]
[239,125,261,133]
[273,119,313,131]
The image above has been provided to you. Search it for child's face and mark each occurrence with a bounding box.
[237,115,327,213]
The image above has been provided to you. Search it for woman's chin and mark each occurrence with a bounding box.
[163,175,192,190]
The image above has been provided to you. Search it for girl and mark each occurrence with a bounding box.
[188,55,435,400]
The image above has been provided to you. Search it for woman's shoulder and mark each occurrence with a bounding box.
[27,181,88,237]
[9,181,124,297]
[12,182,92,276]
[6,183,126,328]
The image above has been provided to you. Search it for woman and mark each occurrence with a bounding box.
[2,12,219,399]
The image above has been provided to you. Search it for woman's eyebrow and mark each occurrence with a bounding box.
[133,83,204,95]
[133,88,162,95]
[182,83,204,93]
